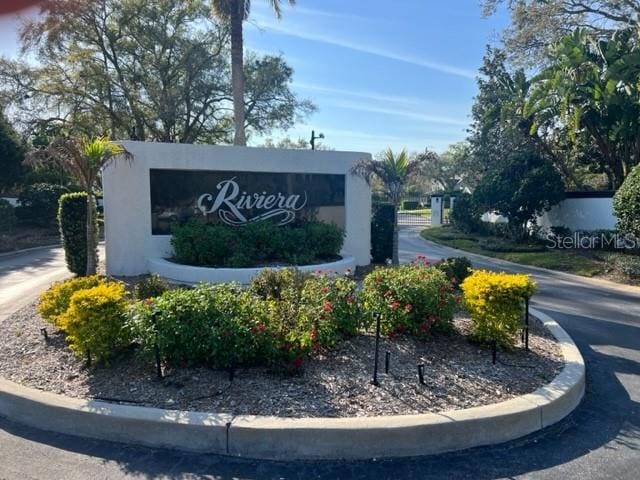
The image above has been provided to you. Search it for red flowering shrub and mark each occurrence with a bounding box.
[360,264,456,338]
[249,268,360,370]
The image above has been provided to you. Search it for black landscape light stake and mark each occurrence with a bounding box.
[151,313,163,379]
[491,340,497,365]
[154,337,163,380]
[524,296,530,351]
[385,351,391,374]
[40,327,48,342]
[86,349,92,368]
[228,368,235,383]
[371,312,381,386]
[418,364,425,385]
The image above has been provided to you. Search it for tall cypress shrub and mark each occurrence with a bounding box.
[371,203,394,264]
[58,192,96,275]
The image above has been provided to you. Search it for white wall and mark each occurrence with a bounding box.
[102,141,372,276]
[536,196,617,231]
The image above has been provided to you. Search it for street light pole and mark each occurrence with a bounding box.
[310,130,325,151]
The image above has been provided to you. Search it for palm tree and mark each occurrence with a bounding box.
[27,137,132,275]
[352,148,425,265]
[211,0,295,146]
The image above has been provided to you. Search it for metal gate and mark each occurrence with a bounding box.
[397,194,432,227]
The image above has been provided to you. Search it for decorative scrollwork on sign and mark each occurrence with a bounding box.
[197,178,308,226]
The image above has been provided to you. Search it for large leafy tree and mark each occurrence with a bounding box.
[472,151,565,239]
[0,110,25,192]
[27,137,132,275]
[352,148,425,265]
[211,0,296,146]
[416,142,477,192]
[526,28,640,188]
[1,0,311,143]
[483,0,640,66]
[469,47,584,189]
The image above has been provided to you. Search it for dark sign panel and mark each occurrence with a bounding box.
[150,169,346,235]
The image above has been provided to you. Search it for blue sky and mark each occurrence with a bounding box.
[0,1,509,154]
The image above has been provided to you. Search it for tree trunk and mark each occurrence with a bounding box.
[392,204,399,265]
[230,0,246,146]
[86,193,98,276]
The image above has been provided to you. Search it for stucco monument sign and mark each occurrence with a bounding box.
[103,141,371,282]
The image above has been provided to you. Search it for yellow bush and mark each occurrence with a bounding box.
[461,270,536,348]
[37,275,104,329]
[58,282,130,362]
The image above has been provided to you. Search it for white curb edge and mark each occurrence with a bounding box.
[0,308,584,460]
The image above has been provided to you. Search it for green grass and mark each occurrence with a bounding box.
[421,226,604,277]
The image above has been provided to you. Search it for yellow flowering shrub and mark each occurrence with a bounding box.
[461,270,536,348]
[58,281,130,362]
[37,275,104,329]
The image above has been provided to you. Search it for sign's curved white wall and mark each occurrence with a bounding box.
[102,141,372,276]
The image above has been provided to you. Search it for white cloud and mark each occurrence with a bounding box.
[326,98,469,127]
[248,18,477,80]
[292,81,426,107]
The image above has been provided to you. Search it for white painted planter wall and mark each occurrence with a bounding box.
[148,256,357,285]
[537,196,617,231]
[102,142,372,277]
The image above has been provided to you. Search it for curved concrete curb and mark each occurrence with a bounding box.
[0,308,584,460]
[149,255,357,285]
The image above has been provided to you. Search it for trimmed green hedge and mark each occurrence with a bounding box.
[0,199,16,232]
[614,164,640,238]
[58,192,97,276]
[171,220,344,267]
[371,203,394,264]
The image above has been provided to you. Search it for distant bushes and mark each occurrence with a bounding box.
[0,199,16,232]
[16,183,69,227]
[171,220,344,267]
[449,193,483,234]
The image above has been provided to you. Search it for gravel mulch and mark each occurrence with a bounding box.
[0,302,563,418]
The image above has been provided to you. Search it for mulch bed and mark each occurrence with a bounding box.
[0,302,563,418]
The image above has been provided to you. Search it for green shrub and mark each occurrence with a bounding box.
[135,273,169,300]
[58,192,97,276]
[449,193,483,234]
[128,284,273,370]
[171,220,344,268]
[16,183,68,227]
[304,222,344,258]
[37,275,105,329]
[402,200,420,210]
[436,256,472,285]
[614,164,640,238]
[249,268,309,300]
[0,199,17,232]
[360,264,456,338]
[371,203,394,263]
[606,254,640,280]
[461,270,536,349]
[128,271,359,372]
[59,281,130,362]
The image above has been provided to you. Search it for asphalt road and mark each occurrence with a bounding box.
[0,232,639,479]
